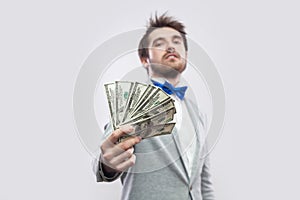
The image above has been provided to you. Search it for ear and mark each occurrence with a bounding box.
[140,57,149,69]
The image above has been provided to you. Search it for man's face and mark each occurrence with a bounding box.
[145,27,187,78]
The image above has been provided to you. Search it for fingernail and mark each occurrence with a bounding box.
[128,125,134,131]
[128,148,134,154]
[120,124,134,132]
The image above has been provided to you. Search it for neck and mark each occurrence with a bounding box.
[150,73,181,86]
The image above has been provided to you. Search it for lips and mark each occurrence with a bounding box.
[164,53,179,59]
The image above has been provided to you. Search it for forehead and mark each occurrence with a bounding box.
[148,27,182,42]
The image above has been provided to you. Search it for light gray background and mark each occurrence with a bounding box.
[1,0,299,199]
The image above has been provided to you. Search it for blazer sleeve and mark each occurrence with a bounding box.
[200,113,216,200]
[92,123,123,182]
[201,155,215,200]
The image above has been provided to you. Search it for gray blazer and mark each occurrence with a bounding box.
[93,97,215,200]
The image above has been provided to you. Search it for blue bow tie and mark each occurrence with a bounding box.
[151,80,188,100]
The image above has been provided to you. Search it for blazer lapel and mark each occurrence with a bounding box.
[137,78,201,183]
[170,99,203,182]
[170,126,191,182]
[185,99,207,184]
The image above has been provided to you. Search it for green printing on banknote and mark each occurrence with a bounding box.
[104,81,176,142]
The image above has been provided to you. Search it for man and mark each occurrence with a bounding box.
[93,13,215,200]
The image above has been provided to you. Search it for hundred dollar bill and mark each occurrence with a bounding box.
[130,87,171,118]
[140,122,175,138]
[129,85,158,115]
[118,123,175,142]
[104,81,177,142]
[128,85,157,117]
[122,82,148,122]
[115,81,134,126]
[121,107,176,128]
[121,98,175,125]
[122,107,176,131]
[143,88,171,110]
[104,83,117,130]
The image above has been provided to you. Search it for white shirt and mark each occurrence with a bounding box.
[151,77,197,177]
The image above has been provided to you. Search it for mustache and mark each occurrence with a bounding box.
[163,52,180,59]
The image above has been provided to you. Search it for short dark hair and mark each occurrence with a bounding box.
[138,13,188,61]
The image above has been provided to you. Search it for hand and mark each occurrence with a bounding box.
[100,125,142,173]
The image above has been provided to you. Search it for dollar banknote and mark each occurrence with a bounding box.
[122,82,148,123]
[115,81,134,125]
[120,107,175,130]
[104,81,177,141]
[118,123,176,142]
[104,83,117,130]
[120,100,175,126]
[129,89,171,118]
[129,85,157,116]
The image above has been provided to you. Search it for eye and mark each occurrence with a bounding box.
[154,42,162,47]
[153,39,166,48]
[173,39,182,44]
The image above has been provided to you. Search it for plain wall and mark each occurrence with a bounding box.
[0,0,299,199]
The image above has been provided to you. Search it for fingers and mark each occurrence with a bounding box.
[116,136,141,151]
[119,124,134,133]
[102,147,137,172]
[100,125,142,173]
[102,136,141,161]
[101,125,133,150]
[114,154,136,172]
[110,147,134,166]
[108,125,134,144]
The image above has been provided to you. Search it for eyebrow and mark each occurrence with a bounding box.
[152,35,183,45]
[172,35,183,40]
[152,37,165,45]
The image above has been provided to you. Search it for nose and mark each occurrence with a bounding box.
[166,47,175,53]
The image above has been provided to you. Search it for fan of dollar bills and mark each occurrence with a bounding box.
[104,81,176,142]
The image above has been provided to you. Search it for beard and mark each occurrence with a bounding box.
[149,59,186,79]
